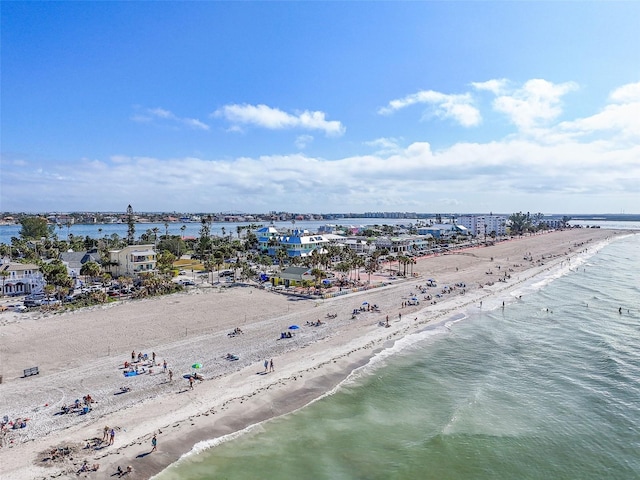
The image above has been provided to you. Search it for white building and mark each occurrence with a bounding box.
[0,259,46,296]
[456,215,507,237]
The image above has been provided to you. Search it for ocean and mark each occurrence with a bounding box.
[153,232,640,479]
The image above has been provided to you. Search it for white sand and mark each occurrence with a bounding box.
[0,229,623,479]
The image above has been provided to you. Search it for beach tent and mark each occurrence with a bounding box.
[289,325,300,330]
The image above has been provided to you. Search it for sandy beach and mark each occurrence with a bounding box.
[0,229,624,480]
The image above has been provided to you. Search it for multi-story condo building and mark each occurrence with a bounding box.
[105,244,157,277]
[456,215,507,237]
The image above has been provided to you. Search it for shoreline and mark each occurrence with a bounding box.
[0,229,631,479]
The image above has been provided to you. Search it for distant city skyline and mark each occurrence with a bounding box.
[1,2,639,214]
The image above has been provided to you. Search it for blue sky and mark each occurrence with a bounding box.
[2,1,639,215]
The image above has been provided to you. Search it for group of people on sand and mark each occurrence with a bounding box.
[228,327,244,336]
[102,425,116,445]
[77,460,100,474]
[306,319,323,327]
[115,465,133,477]
[263,359,274,372]
[123,350,168,378]
[280,330,294,338]
[59,394,94,415]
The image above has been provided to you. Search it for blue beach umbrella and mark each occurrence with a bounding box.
[289,325,300,330]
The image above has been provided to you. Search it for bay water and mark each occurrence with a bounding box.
[154,233,640,479]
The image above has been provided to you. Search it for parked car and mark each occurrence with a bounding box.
[180,279,196,286]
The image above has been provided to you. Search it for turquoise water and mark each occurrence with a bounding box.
[155,235,640,480]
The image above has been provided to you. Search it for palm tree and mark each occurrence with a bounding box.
[213,252,224,282]
[310,267,326,291]
[364,257,378,284]
[80,261,101,286]
[352,256,365,283]
[335,261,350,283]
[152,227,160,249]
[277,247,289,271]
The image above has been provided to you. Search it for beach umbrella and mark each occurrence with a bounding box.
[192,363,202,369]
[362,301,369,305]
[289,325,300,330]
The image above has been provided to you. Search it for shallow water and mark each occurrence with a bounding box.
[155,234,640,480]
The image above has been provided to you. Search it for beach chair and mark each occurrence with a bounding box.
[23,366,39,377]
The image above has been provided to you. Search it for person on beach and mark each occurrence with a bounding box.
[152,352,156,364]
[131,350,135,361]
[264,359,269,372]
[102,425,109,442]
[109,428,115,445]
[169,369,173,382]
[163,359,167,372]
[269,359,274,372]
[151,434,157,452]
[189,376,194,390]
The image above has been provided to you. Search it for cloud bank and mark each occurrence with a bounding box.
[2,79,638,214]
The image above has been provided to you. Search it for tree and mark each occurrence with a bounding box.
[179,225,187,257]
[364,257,378,284]
[152,227,160,248]
[277,247,288,271]
[197,216,212,260]
[40,259,74,292]
[126,205,136,245]
[19,216,49,240]
[156,250,176,275]
[80,261,101,285]
[243,231,259,251]
[310,267,326,290]
[508,212,532,236]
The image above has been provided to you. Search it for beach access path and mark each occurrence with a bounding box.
[0,228,624,480]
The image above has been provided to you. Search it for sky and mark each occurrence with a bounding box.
[1,1,639,215]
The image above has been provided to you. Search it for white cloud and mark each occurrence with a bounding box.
[492,79,578,130]
[609,81,640,103]
[471,79,509,95]
[214,104,345,136]
[295,134,314,149]
[3,80,638,214]
[365,137,403,156]
[131,106,210,131]
[378,90,481,127]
